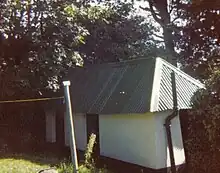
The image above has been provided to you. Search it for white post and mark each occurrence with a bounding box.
[63,81,79,173]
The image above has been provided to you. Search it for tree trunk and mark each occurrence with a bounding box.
[147,0,177,66]
[163,27,177,66]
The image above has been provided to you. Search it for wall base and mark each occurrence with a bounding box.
[97,155,186,173]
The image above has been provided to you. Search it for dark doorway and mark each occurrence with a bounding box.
[56,109,65,146]
[86,114,100,159]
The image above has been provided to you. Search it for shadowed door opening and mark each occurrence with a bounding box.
[86,114,100,160]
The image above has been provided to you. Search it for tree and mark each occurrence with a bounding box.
[136,0,188,66]
[177,1,220,80]
[0,0,161,99]
[134,0,220,76]
[0,0,89,99]
[187,57,220,173]
[176,2,220,172]
[74,1,164,64]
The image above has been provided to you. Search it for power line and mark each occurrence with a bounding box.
[0,96,64,104]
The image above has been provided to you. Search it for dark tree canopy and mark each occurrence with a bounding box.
[133,0,219,79]
[177,1,220,80]
[1,0,219,99]
[0,0,161,98]
[76,2,163,65]
[0,0,89,99]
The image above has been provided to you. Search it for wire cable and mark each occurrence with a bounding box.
[0,96,64,104]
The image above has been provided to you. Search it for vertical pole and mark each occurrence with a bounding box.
[170,71,178,173]
[166,124,176,173]
[171,72,178,111]
[63,81,79,173]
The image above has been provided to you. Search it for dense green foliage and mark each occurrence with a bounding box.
[186,1,220,148]
[178,0,220,79]
[0,0,160,98]
[73,2,162,64]
[0,0,88,98]
[186,66,220,173]
[135,0,220,78]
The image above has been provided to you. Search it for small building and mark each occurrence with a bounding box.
[49,57,204,172]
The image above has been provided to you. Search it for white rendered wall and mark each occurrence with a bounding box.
[154,110,185,169]
[65,113,87,151]
[99,113,157,169]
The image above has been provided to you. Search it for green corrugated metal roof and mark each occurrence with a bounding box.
[69,57,204,114]
[70,58,155,114]
[157,59,204,111]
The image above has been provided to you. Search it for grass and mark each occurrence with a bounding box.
[0,134,110,173]
[0,154,55,173]
[0,153,110,173]
[0,133,112,173]
[58,162,109,173]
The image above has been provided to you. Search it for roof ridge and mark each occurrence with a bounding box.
[84,57,156,68]
[79,57,204,89]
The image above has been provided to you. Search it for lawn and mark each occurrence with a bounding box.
[0,153,110,173]
[0,134,110,172]
[0,153,62,173]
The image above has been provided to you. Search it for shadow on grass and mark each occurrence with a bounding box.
[0,148,85,168]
